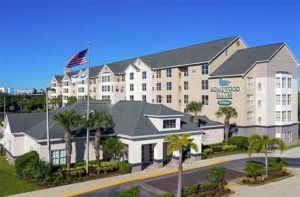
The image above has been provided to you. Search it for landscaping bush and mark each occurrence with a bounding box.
[118,162,131,174]
[15,151,39,177]
[157,192,176,197]
[208,167,226,191]
[201,152,207,159]
[244,161,264,181]
[203,148,213,155]
[269,157,287,174]
[119,186,140,197]
[221,145,237,152]
[198,182,218,193]
[182,185,198,197]
[228,136,249,150]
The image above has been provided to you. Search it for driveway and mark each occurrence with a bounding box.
[77,157,300,197]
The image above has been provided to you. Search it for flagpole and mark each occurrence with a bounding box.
[86,43,91,174]
[46,88,51,164]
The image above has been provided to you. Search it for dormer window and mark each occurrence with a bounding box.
[163,119,176,129]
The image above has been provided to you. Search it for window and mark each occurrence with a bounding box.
[282,77,286,88]
[78,87,85,93]
[166,68,172,77]
[156,83,161,91]
[163,119,176,129]
[258,117,262,124]
[102,95,110,100]
[184,95,188,104]
[281,131,292,143]
[247,111,254,123]
[258,83,262,90]
[156,95,162,103]
[276,77,281,88]
[63,81,69,86]
[288,111,292,122]
[63,88,69,93]
[101,75,110,82]
[247,77,254,89]
[142,95,146,101]
[282,94,286,105]
[202,80,209,90]
[102,85,110,92]
[51,150,66,165]
[287,78,292,88]
[130,72,134,80]
[142,83,146,91]
[247,94,254,106]
[183,67,188,76]
[130,95,134,101]
[184,81,188,90]
[93,87,96,92]
[276,95,281,105]
[202,64,208,75]
[156,70,161,78]
[130,84,134,91]
[282,111,287,122]
[202,95,209,105]
[166,95,172,103]
[287,94,291,105]
[142,71,147,79]
[276,111,281,122]
[166,82,172,90]
[258,100,262,107]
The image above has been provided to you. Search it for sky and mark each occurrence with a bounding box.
[0,0,300,90]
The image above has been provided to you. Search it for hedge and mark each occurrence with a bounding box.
[15,151,40,177]
[228,136,249,150]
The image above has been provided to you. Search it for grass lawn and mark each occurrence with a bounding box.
[206,150,246,159]
[0,157,43,197]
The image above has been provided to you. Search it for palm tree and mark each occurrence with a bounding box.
[215,106,238,144]
[185,101,203,126]
[248,134,285,178]
[164,134,198,197]
[53,110,82,169]
[86,111,113,164]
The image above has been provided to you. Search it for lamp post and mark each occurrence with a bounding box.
[46,88,54,164]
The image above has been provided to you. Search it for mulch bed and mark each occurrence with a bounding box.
[189,189,233,197]
[240,172,292,186]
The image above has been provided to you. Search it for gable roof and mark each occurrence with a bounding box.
[62,36,239,76]
[210,43,285,77]
[6,101,216,140]
[53,75,63,82]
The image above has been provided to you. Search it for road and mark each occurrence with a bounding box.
[77,157,300,197]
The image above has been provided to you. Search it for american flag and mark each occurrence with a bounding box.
[66,49,88,68]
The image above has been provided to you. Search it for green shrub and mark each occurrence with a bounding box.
[157,193,176,197]
[203,148,213,155]
[228,136,249,150]
[201,152,207,159]
[119,186,140,197]
[15,151,39,177]
[244,161,264,181]
[269,158,287,173]
[118,162,131,174]
[198,182,218,193]
[208,167,226,183]
[221,145,237,152]
[182,185,198,197]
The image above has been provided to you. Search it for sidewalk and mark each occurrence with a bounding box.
[10,147,300,197]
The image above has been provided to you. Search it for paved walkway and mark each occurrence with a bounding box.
[9,147,300,197]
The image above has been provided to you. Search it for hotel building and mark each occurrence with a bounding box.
[49,36,299,144]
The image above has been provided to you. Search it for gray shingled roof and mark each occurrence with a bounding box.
[7,101,215,140]
[54,75,63,82]
[210,43,284,77]
[199,115,223,128]
[53,36,238,79]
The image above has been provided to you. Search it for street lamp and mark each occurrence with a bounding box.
[46,87,55,164]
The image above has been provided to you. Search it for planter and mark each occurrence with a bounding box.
[188,189,234,197]
[237,172,293,186]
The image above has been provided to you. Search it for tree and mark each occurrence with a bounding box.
[53,110,82,169]
[208,167,226,192]
[164,134,198,197]
[215,106,238,145]
[185,101,203,126]
[50,95,62,109]
[103,137,125,161]
[86,111,114,164]
[66,96,77,106]
[247,134,285,179]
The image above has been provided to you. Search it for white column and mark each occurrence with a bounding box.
[154,141,164,168]
[191,134,202,161]
[128,142,142,172]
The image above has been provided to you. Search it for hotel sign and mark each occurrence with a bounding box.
[210,79,240,106]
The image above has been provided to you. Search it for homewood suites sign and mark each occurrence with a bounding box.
[210,79,240,106]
